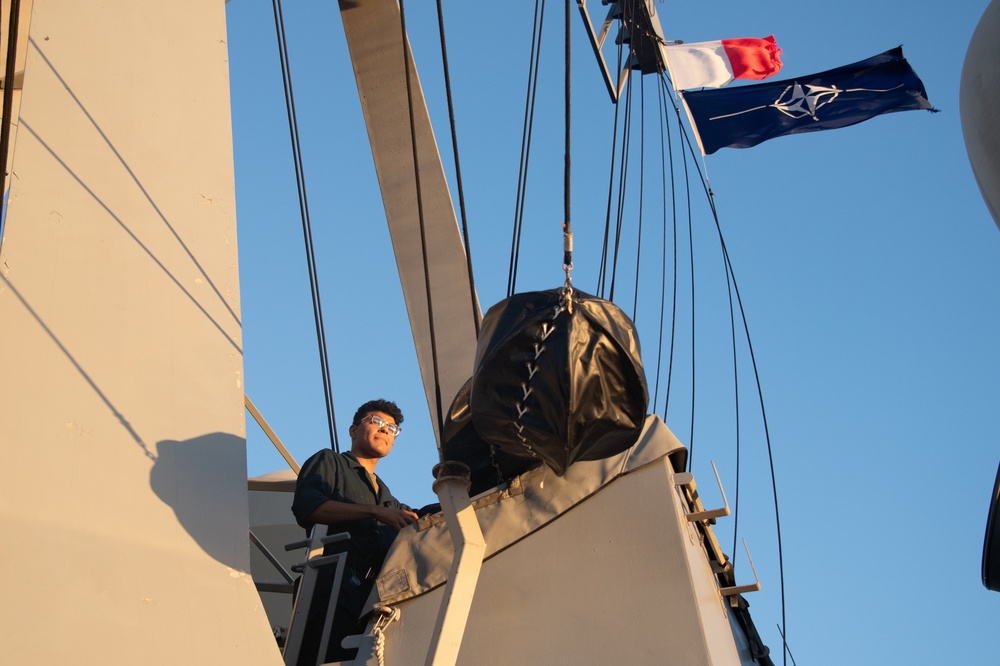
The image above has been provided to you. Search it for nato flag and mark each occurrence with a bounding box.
[683,46,935,154]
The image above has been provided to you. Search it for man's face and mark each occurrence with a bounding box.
[349,411,399,460]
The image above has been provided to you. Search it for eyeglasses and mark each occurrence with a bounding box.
[359,414,401,437]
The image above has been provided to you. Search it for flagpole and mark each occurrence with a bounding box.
[676,90,709,158]
[656,39,710,158]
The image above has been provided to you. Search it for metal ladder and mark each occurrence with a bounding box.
[282,525,352,666]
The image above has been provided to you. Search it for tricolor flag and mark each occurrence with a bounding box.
[682,47,935,155]
[664,36,783,90]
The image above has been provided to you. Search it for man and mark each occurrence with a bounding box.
[292,399,418,664]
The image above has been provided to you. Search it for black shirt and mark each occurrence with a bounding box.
[291,449,412,664]
[292,449,411,575]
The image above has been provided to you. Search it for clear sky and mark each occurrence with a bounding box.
[226,1,999,663]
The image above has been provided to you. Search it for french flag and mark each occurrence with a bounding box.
[664,36,783,91]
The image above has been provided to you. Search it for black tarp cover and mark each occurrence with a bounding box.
[441,378,541,496]
[468,289,648,476]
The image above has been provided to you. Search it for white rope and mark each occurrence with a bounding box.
[372,606,400,666]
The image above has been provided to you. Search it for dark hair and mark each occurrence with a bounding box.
[353,399,403,427]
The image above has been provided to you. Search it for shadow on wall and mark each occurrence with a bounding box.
[151,433,251,568]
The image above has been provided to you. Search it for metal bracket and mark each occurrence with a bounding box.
[674,461,730,522]
[719,539,762,597]
[576,0,625,102]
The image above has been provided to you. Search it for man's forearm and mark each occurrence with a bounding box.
[306,500,377,526]
[307,500,418,531]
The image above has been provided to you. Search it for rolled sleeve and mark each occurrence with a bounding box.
[292,450,343,529]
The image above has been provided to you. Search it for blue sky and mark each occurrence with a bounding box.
[226,1,999,663]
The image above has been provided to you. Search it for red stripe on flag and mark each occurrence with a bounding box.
[721,35,783,80]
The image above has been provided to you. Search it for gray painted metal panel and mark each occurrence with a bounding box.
[0,1,281,662]
[373,444,752,664]
[371,417,685,609]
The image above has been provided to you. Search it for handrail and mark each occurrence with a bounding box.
[673,461,731,523]
[719,539,762,597]
[250,529,296,585]
[245,392,300,474]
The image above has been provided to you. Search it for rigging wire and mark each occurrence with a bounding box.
[270,0,339,452]
[507,0,547,298]
[711,195,787,666]
[398,0,446,452]
[595,47,624,299]
[661,75,789,665]
[650,76,667,409]
[596,19,628,299]
[434,0,481,336]
[512,2,544,294]
[652,74,680,419]
[606,74,633,302]
[776,624,799,666]
[611,45,788,659]
[681,131,696,469]
[722,210,743,565]
[630,76,645,320]
[562,0,572,284]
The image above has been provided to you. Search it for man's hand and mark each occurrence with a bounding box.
[374,506,419,531]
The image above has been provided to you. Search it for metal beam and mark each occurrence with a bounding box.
[338,0,481,441]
